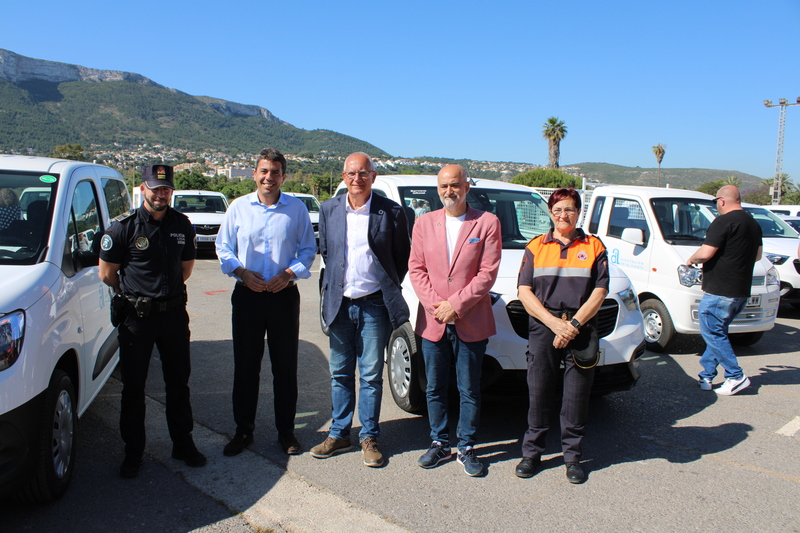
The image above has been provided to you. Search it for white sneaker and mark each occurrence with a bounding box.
[715,376,750,396]
[698,378,713,391]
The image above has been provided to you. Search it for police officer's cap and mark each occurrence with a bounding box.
[141,165,175,190]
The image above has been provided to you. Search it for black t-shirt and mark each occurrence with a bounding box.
[702,209,762,298]
[100,206,196,299]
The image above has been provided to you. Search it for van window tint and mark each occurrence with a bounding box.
[587,196,605,234]
[67,180,102,256]
[743,207,799,238]
[101,178,130,219]
[650,197,716,243]
[0,172,57,265]
[397,186,551,249]
[608,199,649,241]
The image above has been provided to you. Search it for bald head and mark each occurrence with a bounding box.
[343,152,375,172]
[715,185,743,214]
[438,164,470,216]
[342,152,377,208]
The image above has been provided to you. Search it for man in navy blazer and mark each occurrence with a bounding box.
[311,152,410,468]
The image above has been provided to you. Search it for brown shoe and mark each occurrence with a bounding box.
[279,433,302,455]
[310,436,353,458]
[361,437,384,467]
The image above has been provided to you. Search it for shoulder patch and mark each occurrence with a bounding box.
[113,209,136,223]
[101,234,113,251]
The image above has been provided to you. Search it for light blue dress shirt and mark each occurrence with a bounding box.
[216,191,316,282]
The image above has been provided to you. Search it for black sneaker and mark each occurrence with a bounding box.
[456,447,485,477]
[224,433,254,456]
[418,441,452,469]
[172,446,207,467]
[119,454,143,478]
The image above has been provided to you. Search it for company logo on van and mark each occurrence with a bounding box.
[610,248,646,270]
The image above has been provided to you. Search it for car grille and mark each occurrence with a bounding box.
[194,224,220,236]
[752,275,765,286]
[506,299,619,339]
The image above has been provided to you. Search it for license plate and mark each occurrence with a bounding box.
[197,235,216,242]
[746,295,761,307]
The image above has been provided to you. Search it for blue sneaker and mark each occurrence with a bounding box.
[418,441,451,469]
[456,447,485,477]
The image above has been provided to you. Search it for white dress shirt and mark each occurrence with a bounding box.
[343,194,380,298]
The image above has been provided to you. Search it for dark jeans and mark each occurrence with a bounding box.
[118,305,194,456]
[421,325,487,449]
[231,283,300,436]
[522,320,595,463]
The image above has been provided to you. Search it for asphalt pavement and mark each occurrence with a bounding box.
[2,254,799,532]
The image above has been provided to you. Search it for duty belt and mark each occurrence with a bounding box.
[126,292,187,318]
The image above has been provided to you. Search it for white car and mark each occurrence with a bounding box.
[0,155,129,501]
[326,175,646,412]
[283,192,320,246]
[743,204,800,306]
[171,190,229,251]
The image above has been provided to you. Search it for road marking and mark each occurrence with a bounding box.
[776,416,800,437]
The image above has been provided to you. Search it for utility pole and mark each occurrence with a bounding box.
[764,97,800,205]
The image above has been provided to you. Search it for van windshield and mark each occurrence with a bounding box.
[296,196,320,213]
[0,172,57,265]
[173,194,227,214]
[399,186,552,249]
[650,198,717,244]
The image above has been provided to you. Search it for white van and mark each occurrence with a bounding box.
[326,176,647,412]
[132,188,229,251]
[583,186,780,351]
[0,155,130,501]
[742,204,800,306]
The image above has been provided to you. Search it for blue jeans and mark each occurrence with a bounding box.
[327,296,391,442]
[421,325,487,449]
[698,293,748,381]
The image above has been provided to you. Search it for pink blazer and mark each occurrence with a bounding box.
[408,206,502,343]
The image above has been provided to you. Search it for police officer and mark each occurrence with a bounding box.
[99,164,206,478]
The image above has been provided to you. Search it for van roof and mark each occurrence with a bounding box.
[173,190,226,196]
[0,154,93,173]
[591,185,715,200]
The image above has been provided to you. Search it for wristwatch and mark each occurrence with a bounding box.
[570,318,581,329]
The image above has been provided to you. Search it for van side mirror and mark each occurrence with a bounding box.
[620,227,645,246]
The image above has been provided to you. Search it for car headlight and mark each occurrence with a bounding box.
[0,310,25,372]
[767,267,780,286]
[618,287,639,311]
[764,253,789,266]
[677,264,702,287]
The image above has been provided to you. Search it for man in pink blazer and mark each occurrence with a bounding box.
[408,164,502,477]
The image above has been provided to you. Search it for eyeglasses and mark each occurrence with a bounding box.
[344,170,373,180]
[551,207,578,216]
[713,197,725,204]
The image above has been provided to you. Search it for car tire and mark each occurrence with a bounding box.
[729,331,764,346]
[19,369,76,503]
[387,323,425,413]
[641,298,674,352]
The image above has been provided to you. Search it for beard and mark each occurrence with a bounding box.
[145,196,168,212]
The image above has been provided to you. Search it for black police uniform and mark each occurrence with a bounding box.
[100,205,197,457]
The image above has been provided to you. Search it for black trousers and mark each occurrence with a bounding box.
[118,305,194,456]
[521,319,595,463]
[231,283,300,436]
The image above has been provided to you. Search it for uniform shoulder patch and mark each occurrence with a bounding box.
[113,209,136,223]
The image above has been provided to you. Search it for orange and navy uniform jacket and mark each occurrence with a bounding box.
[517,228,609,312]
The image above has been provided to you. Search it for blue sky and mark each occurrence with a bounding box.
[3,0,800,182]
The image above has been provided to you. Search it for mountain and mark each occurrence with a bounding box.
[567,162,763,191]
[0,48,388,157]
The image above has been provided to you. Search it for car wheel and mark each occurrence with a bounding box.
[729,331,764,346]
[20,370,76,502]
[387,323,425,413]
[641,298,674,352]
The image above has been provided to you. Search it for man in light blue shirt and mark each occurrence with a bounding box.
[216,147,316,457]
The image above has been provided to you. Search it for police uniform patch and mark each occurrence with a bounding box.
[135,236,149,250]
[101,234,113,251]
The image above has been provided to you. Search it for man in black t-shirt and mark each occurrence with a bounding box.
[688,185,762,396]
[99,164,206,478]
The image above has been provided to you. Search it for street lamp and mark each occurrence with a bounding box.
[764,97,800,205]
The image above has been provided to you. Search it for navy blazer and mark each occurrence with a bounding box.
[319,193,411,330]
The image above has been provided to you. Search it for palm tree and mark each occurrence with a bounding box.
[725,175,741,187]
[542,117,567,169]
[652,143,666,187]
